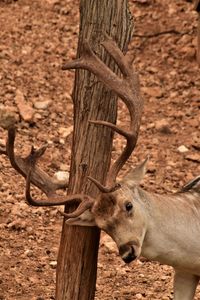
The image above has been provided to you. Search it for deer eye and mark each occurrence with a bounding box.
[125,202,133,212]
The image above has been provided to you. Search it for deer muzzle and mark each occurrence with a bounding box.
[119,242,138,263]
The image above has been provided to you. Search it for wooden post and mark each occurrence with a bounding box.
[56,1,133,299]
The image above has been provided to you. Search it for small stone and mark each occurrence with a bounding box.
[185,153,200,163]
[59,138,65,145]
[0,105,19,129]
[33,100,52,110]
[177,145,189,153]
[7,220,27,231]
[155,119,171,134]
[180,46,195,59]
[161,275,168,281]
[24,249,34,257]
[58,126,73,138]
[59,164,69,171]
[49,261,57,269]
[135,293,143,299]
[142,86,163,98]
[53,171,69,184]
[34,113,43,121]
[15,89,35,122]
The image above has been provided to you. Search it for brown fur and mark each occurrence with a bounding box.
[92,193,116,217]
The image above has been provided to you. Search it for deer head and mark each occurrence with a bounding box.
[64,158,148,263]
[1,35,143,263]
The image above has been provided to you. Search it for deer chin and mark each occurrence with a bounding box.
[119,242,141,264]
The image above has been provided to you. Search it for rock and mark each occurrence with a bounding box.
[15,89,35,122]
[180,46,196,59]
[33,100,52,110]
[0,105,19,129]
[142,86,163,98]
[33,112,43,121]
[21,45,32,55]
[58,126,73,138]
[185,153,200,163]
[135,293,143,299]
[177,145,189,153]
[6,220,27,231]
[24,249,34,257]
[155,119,171,134]
[49,261,57,269]
[59,163,69,171]
[53,171,69,184]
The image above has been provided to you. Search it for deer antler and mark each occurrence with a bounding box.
[63,34,143,191]
[3,127,67,195]
[1,126,94,210]
[1,35,143,221]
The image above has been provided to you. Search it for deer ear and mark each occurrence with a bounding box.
[65,210,96,227]
[122,156,149,188]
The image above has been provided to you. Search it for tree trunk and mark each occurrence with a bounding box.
[56,1,133,299]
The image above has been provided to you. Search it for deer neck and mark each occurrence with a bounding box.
[136,187,200,267]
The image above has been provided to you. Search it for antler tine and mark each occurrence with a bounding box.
[4,127,68,196]
[63,35,143,190]
[25,145,95,209]
[88,119,137,187]
[101,33,131,77]
[59,196,94,219]
[87,174,121,193]
[62,40,129,103]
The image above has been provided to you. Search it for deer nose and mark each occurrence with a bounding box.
[119,244,137,263]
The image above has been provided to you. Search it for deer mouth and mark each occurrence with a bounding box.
[119,244,137,264]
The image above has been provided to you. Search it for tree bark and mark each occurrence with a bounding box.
[56,1,133,299]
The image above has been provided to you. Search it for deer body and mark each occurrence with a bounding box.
[139,189,200,272]
[136,187,200,300]
[65,167,200,300]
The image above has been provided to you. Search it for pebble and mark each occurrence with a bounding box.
[59,163,69,171]
[33,100,52,110]
[155,119,171,134]
[49,261,57,269]
[135,293,143,299]
[15,89,35,122]
[142,86,163,98]
[58,126,73,138]
[53,171,69,183]
[24,249,34,257]
[0,105,19,129]
[177,145,189,153]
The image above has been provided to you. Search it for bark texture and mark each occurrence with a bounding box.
[56,1,133,299]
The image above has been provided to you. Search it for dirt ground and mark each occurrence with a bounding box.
[0,0,200,299]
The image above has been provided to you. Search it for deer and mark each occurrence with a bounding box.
[1,35,200,300]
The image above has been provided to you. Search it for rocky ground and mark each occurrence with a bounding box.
[0,0,200,299]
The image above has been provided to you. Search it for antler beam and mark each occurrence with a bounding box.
[63,35,143,190]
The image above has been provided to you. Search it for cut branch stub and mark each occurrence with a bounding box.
[62,36,143,190]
